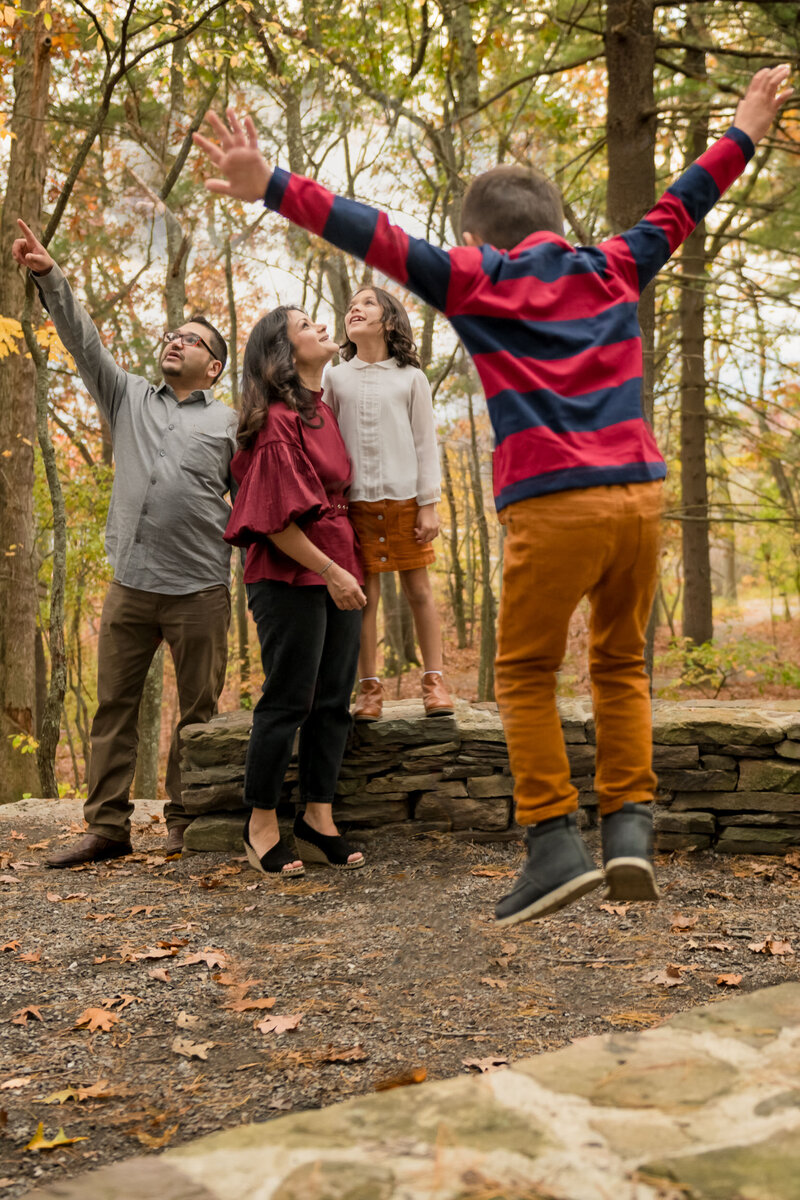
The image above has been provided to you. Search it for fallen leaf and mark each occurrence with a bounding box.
[127,906,157,917]
[374,1067,427,1091]
[707,941,733,952]
[499,942,517,957]
[74,1008,119,1033]
[784,849,800,870]
[223,997,277,1013]
[256,1013,303,1034]
[480,977,508,989]
[0,875,18,884]
[641,964,686,988]
[317,1044,367,1064]
[599,903,629,916]
[0,941,20,952]
[171,1036,215,1060]
[0,1079,27,1090]
[148,968,171,983]
[18,951,41,964]
[670,914,699,932]
[102,994,141,1012]
[42,1081,124,1106]
[84,912,116,923]
[176,948,228,969]
[27,840,52,850]
[176,1011,202,1029]
[463,1056,509,1073]
[11,1006,43,1025]
[134,1123,178,1149]
[469,866,515,878]
[749,938,793,956]
[716,973,743,988]
[25,1123,88,1151]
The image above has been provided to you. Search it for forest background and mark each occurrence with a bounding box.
[0,0,799,806]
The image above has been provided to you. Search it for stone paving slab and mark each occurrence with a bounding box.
[23,983,800,1200]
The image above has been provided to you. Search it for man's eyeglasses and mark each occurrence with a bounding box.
[162,330,215,356]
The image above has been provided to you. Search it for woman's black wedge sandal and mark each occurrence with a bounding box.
[293,813,365,870]
[244,820,305,877]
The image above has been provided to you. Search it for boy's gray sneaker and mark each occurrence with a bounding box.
[601,802,659,901]
[495,813,604,927]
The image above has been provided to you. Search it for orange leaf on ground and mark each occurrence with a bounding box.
[224,997,277,1013]
[171,1037,215,1060]
[599,903,629,916]
[749,937,793,956]
[74,1008,119,1033]
[148,968,171,983]
[0,1079,28,1090]
[716,974,743,987]
[256,1013,303,1034]
[670,914,699,932]
[135,1123,178,1149]
[469,866,515,878]
[176,948,228,969]
[480,977,508,989]
[641,964,686,988]
[375,1067,427,1091]
[0,941,21,952]
[317,1045,367,1063]
[18,951,41,964]
[25,1123,88,1151]
[11,1006,43,1025]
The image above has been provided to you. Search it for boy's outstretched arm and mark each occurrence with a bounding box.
[194,111,462,314]
[606,65,793,291]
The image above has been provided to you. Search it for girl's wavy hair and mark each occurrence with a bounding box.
[237,306,323,449]
[339,286,421,368]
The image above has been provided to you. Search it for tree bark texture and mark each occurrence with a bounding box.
[133,643,164,800]
[467,392,495,701]
[680,44,713,647]
[0,10,52,801]
[441,445,467,649]
[605,0,657,677]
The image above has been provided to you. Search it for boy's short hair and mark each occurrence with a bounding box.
[461,165,564,250]
[187,313,228,374]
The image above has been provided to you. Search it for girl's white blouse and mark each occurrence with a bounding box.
[324,356,441,505]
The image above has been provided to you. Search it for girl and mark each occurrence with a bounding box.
[325,286,453,721]
[225,306,367,875]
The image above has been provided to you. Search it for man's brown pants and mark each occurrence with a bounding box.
[84,581,230,840]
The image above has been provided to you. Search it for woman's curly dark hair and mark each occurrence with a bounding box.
[339,287,421,368]
[237,306,323,449]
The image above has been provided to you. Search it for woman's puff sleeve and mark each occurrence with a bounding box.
[224,438,330,546]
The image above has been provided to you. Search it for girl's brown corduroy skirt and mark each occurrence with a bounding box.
[349,498,435,574]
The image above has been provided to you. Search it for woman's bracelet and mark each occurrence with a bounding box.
[319,559,334,575]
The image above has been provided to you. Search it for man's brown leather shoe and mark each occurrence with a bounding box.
[46,834,132,869]
[422,671,455,717]
[165,825,190,855]
[353,677,383,722]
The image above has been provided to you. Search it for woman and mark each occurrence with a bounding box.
[225,306,367,875]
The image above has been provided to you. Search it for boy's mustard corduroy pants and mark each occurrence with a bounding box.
[495,481,664,826]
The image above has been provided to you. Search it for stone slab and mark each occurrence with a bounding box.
[716,827,800,854]
[183,813,249,852]
[23,984,800,1200]
[739,758,800,792]
[672,791,800,813]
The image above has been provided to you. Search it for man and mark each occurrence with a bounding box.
[12,219,237,865]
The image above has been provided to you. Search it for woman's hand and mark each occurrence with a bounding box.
[324,563,367,611]
[414,503,440,544]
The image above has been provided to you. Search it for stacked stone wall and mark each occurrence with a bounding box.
[180,699,800,855]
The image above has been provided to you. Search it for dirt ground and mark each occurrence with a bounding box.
[2,807,799,1198]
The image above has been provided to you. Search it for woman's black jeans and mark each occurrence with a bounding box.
[244,580,362,810]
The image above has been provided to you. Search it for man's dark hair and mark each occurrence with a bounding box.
[187,314,228,375]
[461,165,564,251]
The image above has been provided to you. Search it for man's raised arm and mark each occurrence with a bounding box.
[12,219,130,428]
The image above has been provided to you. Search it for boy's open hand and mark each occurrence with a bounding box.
[12,219,54,274]
[194,110,272,203]
[734,65,793,144]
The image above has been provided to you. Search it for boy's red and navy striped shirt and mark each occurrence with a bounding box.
[265,127,754,512]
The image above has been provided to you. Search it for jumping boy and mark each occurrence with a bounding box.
[195,66,791,925]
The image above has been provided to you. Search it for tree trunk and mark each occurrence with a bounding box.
[380,572,408,677]
[679,41,712,646]
[133,643,164,800]
[467,391,495,701]
[0,8,52,801]
[225,239,251,705]
[605,0,657,676]
[441,445,467,648]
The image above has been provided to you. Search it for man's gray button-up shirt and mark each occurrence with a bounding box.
[36,265,237,596]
